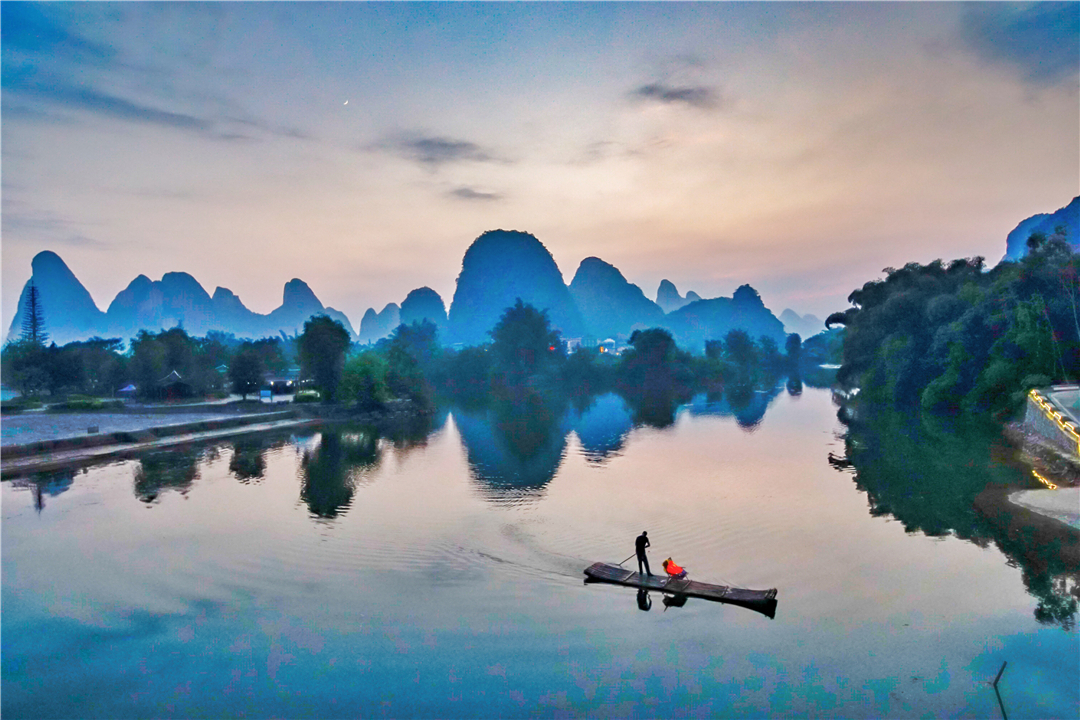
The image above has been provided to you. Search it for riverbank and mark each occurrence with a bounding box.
[0,397,438,477]
[0,410,320,477]
[1009,488,1080,531]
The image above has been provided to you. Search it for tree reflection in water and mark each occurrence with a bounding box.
[229,435,273,483]
[455,390,570,505]
[836,402,1079,629]
[134,447,201,503]
[10,469,76,513]
[619,384,688,429]
[681,387,783,431]
[299,429,380,519]
[455,382,795,502]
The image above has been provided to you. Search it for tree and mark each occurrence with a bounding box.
[1,340,49,396]
[229,343,265,400]
[341,352,389,410]
[385,322,437,410]
[625,328,677,367]
[723,329,758,367]
[489,299,562,381]
[20,281,48,346]
[298,315,351,403]
[785,333,802,366]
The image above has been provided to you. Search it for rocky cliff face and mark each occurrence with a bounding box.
[399,287,447,332]
[106,271,216,337]
[447,230,584,345]
[656,279,700,313]
[6,251,106,345]
[568,257,663,340]
[779,309,823,339]
[1002,196,1080,262]
[358,303,400,344]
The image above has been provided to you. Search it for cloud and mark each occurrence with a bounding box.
[56,234,109,249]
[0,3,115,64]
[380,135,505,168]
[448,186,503,202]
[4,72,214,133]
[2,73,303,144]
[2,6,310,144]
[960,3,1079,86]
[632,82,719,109]
[1,206,109,248]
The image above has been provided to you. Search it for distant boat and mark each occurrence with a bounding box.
[583,562,778,619]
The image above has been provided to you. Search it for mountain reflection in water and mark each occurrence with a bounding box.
[4,383,1076,718]
[455,387,788,504]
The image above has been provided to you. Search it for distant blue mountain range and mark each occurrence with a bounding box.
[14,198,1069,350]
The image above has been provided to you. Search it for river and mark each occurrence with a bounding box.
[3,386,1077,718]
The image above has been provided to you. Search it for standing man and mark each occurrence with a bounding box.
[635,530,652,577]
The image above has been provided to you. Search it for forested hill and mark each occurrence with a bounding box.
[826,235,1079,417]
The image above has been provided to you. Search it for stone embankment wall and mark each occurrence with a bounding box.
[1025,387,1080,462]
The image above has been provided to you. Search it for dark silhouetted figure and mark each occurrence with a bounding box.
[637,588,652,611]
[663,594,687,611]
[635,530,652,577]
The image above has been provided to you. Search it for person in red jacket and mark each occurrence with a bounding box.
[662,558,687,580]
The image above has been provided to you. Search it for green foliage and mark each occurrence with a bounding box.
[128,327,222,398]
[229,343,265,400]
[560,346,613,395]
[438,345,494,399]
[831,241,1079,417]
[488,299,563,383]
[385,322,438,411]
[52,394,122,411]
[2,340,48,396]
[293,389,321,403]
[298,315,351,403]
[723,329,758,367]
[20,282,48,346]
[341,352,390,410]
[785,333,802,365]
[617,328,695,419]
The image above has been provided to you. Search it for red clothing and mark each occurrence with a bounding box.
[663,559,685,577]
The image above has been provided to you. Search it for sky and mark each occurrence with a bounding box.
[2,2,1078,334]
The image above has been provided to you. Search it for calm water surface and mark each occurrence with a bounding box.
[3,388,1077,718]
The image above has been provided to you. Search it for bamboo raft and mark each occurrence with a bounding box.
[583,562,778,619]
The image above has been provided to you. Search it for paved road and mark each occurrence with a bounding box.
[1,412,245,447]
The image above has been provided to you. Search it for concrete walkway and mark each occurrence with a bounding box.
[1,411,255,447]
[1009,488,1080,531]
[1,415,319,477]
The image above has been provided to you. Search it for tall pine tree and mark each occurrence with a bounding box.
[20,281,48,346]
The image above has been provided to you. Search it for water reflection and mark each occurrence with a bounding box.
[636,588,652,611]
[134,447,201,503]
[835,402,1079,628]
[299,430,380,519]
[682,387,783,430]
[10,469,75,512]
[455,386,792,503]
[229,436,271,482]
[662,593,687,610]
[454,391,571,505]
[568,393,633,464]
